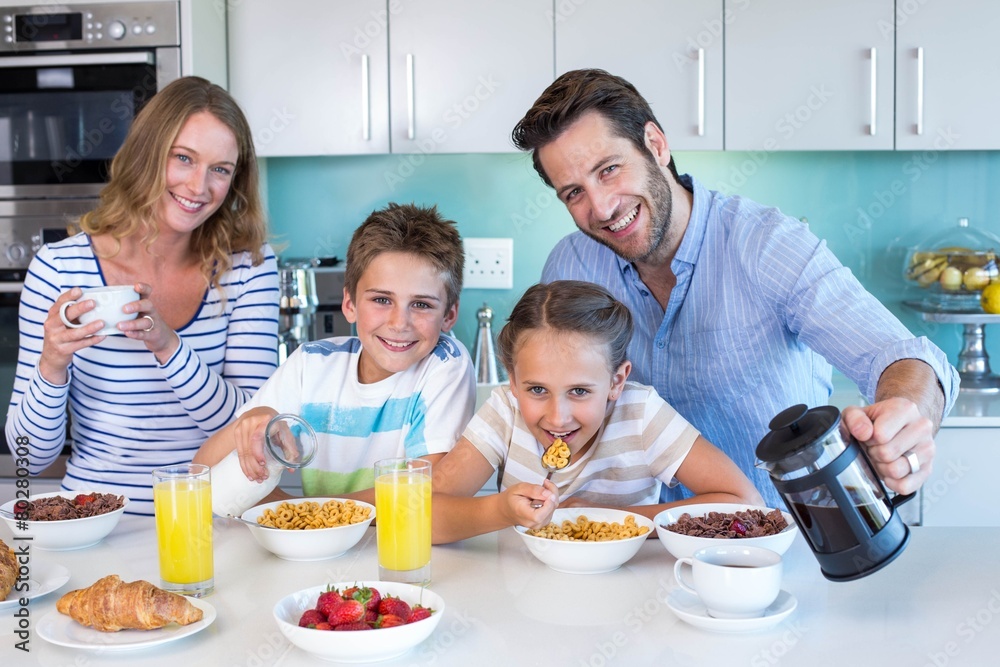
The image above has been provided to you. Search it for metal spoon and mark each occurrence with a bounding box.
[530,439,570,509]
[225,514,278,529]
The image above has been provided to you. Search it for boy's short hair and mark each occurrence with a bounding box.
[345,203,464,308]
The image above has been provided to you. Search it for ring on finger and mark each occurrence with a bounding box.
[904,450,920,475]
[140,315,154,332]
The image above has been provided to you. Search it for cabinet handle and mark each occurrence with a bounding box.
[361,54,371,141]
[697,48,705,137]
[869,47,877,136]
[916,47,924,136]
[406,53,415,140]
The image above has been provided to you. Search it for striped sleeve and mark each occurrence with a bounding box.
[158,246,279,433]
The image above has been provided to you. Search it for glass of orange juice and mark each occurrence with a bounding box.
[153,463,214,597]
[374,458,431,585]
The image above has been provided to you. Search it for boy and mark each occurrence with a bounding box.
[194,203,475,506]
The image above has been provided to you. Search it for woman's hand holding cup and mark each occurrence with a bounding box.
[121,283,180,363]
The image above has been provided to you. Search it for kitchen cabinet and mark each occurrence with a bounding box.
[895,0,1000,150]
[229,0,551,156]
[724,0,895,151]
[228,0,390,156]
[554,0,723,151]
[920,426,1000,527]
[388,0,552,154]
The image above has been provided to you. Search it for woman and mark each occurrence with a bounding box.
[5,77,280,515]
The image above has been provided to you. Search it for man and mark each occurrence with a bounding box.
[512,69,958,507]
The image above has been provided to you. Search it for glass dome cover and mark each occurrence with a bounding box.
[903,217,1000,310]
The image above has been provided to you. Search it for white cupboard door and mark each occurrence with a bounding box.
[555,0,723,151]
[228,0,390,156]
[389,0,553,154]
[896,1,1000,150]
[920,428,1000,527]
[725,0,895,151]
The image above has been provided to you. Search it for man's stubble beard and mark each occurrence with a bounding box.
[582,157,673,265]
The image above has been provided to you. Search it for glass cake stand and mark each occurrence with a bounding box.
[904,301,1000,394]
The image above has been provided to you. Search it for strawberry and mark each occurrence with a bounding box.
[313,622,332,631]
[327,599,365,626]
[333,622,372,631]
[316,589,344,618]
[408,605,433,623]
[377,614,406,628]
[364,609,379,624]
[343,585,381,613]
[298,609,326,628]
[377,596,411,622]
[74,494,95,506]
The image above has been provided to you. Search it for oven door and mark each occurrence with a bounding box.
[0,46,180,198]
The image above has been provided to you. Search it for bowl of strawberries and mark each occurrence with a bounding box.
[0,491,128,551]
[273,580,445,662]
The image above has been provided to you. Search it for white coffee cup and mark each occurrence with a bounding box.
[673,545,782,619]
[59,285,140,336]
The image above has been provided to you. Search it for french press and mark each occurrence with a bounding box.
[755,404,914,581]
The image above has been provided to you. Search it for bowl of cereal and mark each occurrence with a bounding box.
[239,498,375,561]
[514,508,654,574]
[0,491,128,551]
[653,503,798,560]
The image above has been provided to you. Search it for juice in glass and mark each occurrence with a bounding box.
[153,464,214,596]
[374,458,431,583]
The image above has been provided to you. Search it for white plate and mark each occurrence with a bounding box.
[667,589,797,633]
[36,597,215,651]
[0,561,71,609]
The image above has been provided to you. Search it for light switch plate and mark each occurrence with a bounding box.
[464,238,513,289]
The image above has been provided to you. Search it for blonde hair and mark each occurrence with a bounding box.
[78,76,267,287]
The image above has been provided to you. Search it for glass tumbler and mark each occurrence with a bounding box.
[374,458,432,585]
[153,463,214,597]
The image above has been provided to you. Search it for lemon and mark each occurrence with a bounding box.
[982,282,1000,314]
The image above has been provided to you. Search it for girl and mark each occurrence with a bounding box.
[431,280,762,544]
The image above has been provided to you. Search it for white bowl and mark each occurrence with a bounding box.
[653,503,798,560]
[514,508,655,575]
[273,581,444,663]
[0,491,128,551]
[239,498,375,561]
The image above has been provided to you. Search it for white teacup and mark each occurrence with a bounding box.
[59,285,139,336]
[673,545,782,619]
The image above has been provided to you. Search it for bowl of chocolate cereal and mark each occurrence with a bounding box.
[1,491,128,551]
[514,508,655,575]
[653,503,798,560]
[239,498,375,561]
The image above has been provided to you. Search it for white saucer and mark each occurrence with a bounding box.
[667,589,797,633]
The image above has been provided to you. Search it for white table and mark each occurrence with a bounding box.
[3,510,999,666]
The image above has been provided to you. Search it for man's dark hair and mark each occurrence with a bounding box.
[512,69,680,187]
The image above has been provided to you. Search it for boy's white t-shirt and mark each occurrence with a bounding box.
[464,381,699,506]
[240,335,475,495]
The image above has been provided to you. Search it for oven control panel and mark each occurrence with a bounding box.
[0,200,94,273]
[1,1,179,50]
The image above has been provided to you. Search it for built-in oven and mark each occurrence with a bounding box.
[1,1,180,198]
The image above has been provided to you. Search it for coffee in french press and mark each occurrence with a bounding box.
[755,404,914,581]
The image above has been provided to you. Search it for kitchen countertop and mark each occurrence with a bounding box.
[3,480,999,666]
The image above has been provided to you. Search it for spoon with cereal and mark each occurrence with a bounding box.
[530,438,570,509]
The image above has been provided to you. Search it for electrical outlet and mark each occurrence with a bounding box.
[464,238,513,289]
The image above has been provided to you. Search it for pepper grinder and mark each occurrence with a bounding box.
[473,303,500,384]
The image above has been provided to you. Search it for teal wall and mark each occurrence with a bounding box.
[266,150,1000,375]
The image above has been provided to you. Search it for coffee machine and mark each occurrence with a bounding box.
[277,259,318,363]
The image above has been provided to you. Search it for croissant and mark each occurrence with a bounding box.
[56,575,203,632]
[0,539,17,600]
